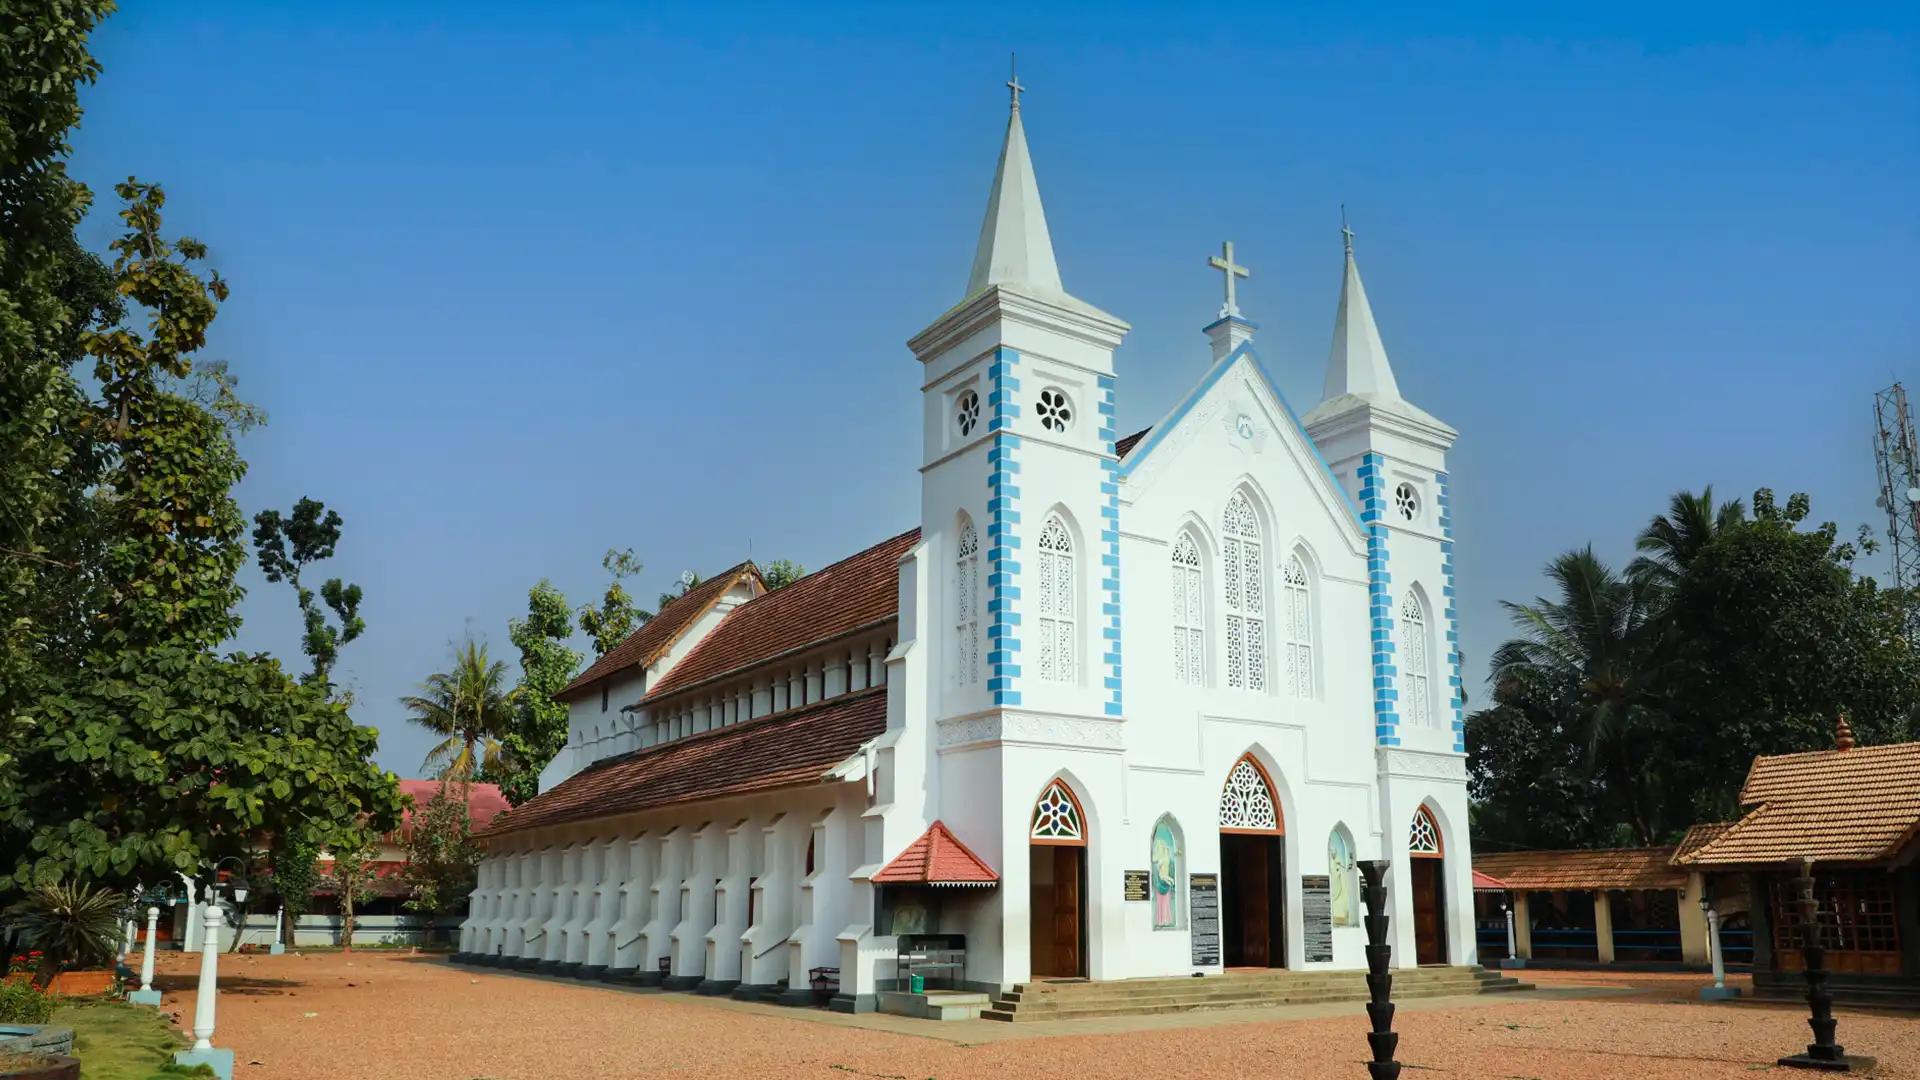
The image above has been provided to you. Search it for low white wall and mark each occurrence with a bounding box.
[233,913,463,948]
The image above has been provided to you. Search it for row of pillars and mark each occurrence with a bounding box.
[1504,877,1713,966]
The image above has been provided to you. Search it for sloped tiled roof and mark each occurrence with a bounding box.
[394,779,509,839]
[1472,847,1686,892]
[1471,869,1509,891]
[477,686,888,837]
[873,821,999,886]
[645,529,919,702]
[1671,821,1736,864]
[1114,426,1151,459]
[559,562,761,698]
[1672,741,1920,867]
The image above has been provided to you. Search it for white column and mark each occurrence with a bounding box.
[191,898,220,1049]
[541,845,577,965]
[139,907,160,991]
[1504,904,1517,960]
[179,874,201,952]
[644,828,687,978]
[1708,908,1726,989]
[612,833,654,971]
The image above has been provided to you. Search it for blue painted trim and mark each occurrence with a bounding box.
[1115,340,1362,526]
[1437,470,1466,753]
[1360,451,1400,745]
[987,347,1023,708]
[1099,374,1124,718]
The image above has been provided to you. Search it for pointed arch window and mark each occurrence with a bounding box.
[1031,780,1086,844]
[1170,533,1205,685]
[955,518,980,687]
[1222,493,1266,691]
[1401,592,1432,727]
[1036,516,1076,683]
[1219,755,1281,834]
[1283,554,1313,699]
[1409,805,1442,857]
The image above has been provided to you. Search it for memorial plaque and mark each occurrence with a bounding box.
[1189,872,1220,966]
[1123,870,1151,902]
[1302,874,1334,963]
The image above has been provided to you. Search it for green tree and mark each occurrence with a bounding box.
[761,559,807,590]
[269,834,320,949]
[0,182,406,892]
[252,497,366,690]
[401,639,517,782]
[493,582,581,805]
[577,548,644,657]
[402,784,481,924]
[327,839,378,953]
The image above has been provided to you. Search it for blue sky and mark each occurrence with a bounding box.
[72,3,1918,775]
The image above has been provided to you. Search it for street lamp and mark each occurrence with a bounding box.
[172,859,246,1080]
[127,882,172,1006]
[1698,885,1739,1001]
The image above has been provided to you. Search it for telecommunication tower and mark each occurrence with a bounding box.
[1872,383,1920,600]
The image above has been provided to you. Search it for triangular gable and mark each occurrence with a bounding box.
[872,820,999,886]
[1118,341,1367,555]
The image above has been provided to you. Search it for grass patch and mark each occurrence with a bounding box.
[50,998,209,1080]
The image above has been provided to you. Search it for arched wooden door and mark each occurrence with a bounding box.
[1409,806,1448,965]
[1029,780,1088,978]
[1219,755,1286,968]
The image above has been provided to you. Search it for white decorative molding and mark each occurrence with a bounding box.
[1376,747,1468,782]
[937,711,1125,750]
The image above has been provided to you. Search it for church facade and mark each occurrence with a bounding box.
[459,87,1476,1009]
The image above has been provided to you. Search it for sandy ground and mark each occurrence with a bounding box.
[144,951,1920,1079]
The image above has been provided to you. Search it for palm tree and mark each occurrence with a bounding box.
[1488,547,1674,844]
[1631,486,1745,590]
[401,637,516,782]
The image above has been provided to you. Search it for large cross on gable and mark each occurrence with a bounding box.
[1208,240,1250,319]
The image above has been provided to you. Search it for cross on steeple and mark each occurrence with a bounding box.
[1007,54,1025,113]
[1341,204,1355,257]
[1208,240,1250,319]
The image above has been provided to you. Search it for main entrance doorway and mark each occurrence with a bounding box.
[1218,755,1286,969]
[1029,780,1088,979]
[1409,805,1447,965]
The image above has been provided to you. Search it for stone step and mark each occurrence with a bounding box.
[984,967,1531,1023]
[1002,974,1493,1002]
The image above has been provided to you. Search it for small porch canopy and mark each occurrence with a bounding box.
[1473,847,1703,966]
[873,821,999,887]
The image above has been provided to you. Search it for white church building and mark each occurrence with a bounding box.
[459,83,1476,1011]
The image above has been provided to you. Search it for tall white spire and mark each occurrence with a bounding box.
[965,63,1063,297]
[1321,219,1402,404]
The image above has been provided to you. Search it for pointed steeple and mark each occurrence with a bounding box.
[1322,223,1403,404]
[965,71,1063,297]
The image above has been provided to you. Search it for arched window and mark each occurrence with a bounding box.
[1283,553,1312,699]
[1170,533,1205,685]
[1219,755,1281,833]
[1030,780,1086,844]
[1328,826,1359,927]
[1400,592,1432,727]
[1036,516,1076,683]
[1150,816,1183,929]
[955,518,980,687]
[1222,493,1266,691]
[1409,805,1442,857]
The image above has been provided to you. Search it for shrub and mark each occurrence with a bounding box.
[0,979,55,1024]
[2,884,128,987]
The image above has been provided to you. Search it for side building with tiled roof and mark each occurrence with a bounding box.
[456,84,1481,1009]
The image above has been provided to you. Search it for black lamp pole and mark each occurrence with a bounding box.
[1777,857,1871,1072]
[1359,859,1400,1080]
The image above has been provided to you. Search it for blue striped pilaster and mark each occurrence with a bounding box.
[1097,374,1123,718]
[985,348,1023,707]
[1437,471,1465,753]
[1358,452,1400,746]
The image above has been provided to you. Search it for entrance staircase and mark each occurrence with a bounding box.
[982,965,1529,1022]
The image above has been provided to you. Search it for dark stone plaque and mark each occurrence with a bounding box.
[1189,872,1220,966]
[1123,870,1150,902]
[1302,874,1334,963]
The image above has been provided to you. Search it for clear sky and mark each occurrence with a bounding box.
[70,2,1918,776]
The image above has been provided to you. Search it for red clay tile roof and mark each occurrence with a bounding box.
[1671,740,1920,867]
[394,779,509,839]
[1671,821,1736,864]
[1115,426,1151,458]
[476,686,888,837]
[644,529,919,703]
[873,821,999,886]
[1472,847,1686,892]
[1472,869,1509,891]
[559,562,761,698]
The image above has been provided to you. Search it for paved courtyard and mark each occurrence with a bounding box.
[146,952,1920,1079]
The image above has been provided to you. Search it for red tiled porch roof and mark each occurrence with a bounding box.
[1473,847,1686,892]
[477,686,888,837]
[558,562,761,699]
[644,529,919,703]
[873,821,999,887]
[1471,869,1508,891]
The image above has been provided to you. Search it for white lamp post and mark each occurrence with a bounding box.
[1699,892,1741,1001]
[270,903,286,955]
[1504,902,1518,961]
[174,866,246,1080]
[129,904,163,1005]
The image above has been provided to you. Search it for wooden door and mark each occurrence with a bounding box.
[1239,839,1271,967]
[1412,858,1446,965]
[1050,846,1083,977]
